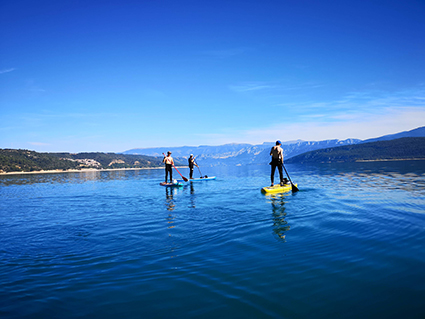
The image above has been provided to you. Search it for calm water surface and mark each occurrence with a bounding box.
[1,162,425,318]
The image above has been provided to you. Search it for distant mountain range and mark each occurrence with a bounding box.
[123,140,362,166]
[123,126,425,166]
[2,126,424,173]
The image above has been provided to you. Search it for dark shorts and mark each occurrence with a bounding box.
[270,158,282,166]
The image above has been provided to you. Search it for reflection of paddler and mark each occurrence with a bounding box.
[270,194,290,241]
[165,187,175,211]
[166,213,175,229]
[189,182,196,208]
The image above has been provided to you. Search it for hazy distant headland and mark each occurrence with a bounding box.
[1,127,424,174]
[285,137,425,164]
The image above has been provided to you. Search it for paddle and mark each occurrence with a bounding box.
[282,163,299,193]
[193,157,205,178]
[162,153,188,182]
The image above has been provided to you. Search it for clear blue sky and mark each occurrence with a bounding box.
[1,0,424,152]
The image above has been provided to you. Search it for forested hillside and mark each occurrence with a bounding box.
[0,150,170,173]
[286,137,425,164]
[0,149,78,173]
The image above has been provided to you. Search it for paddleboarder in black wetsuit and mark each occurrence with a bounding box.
[188,154,199,179]
[270,140,285,186]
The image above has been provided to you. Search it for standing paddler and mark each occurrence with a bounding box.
[163,151,174,183]
[188,154,199,179]
[269,140,286,186]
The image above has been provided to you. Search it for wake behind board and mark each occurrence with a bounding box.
[189,176,216,181]
[261,183,297,194]
[160,180,184,187]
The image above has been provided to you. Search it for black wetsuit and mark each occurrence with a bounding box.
[188,157,195,179]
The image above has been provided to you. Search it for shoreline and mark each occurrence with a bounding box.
[1,158,424,176]
[0,166,187,176]
[355,158,425,162]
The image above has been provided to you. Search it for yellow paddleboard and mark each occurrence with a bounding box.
[261,183,297,194]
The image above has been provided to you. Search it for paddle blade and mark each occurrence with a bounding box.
[182,176,189,182]
[291,183,299,192]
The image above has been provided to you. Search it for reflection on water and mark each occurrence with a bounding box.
[190,183,196,208]
[1,161,425,318]
[291,161,425,197]
[164,187,176,211]
[0,168,161,186]
[267,193,291,241]
[164,187,177,257]
[297,160,425,177]
[166,212,176,229]
[164,187,178,258]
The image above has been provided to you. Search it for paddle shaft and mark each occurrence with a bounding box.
[282,163,299,192]
[162,153,188,182]
[193,158,203,177]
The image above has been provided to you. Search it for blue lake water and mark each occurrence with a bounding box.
[1,161,425,318]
